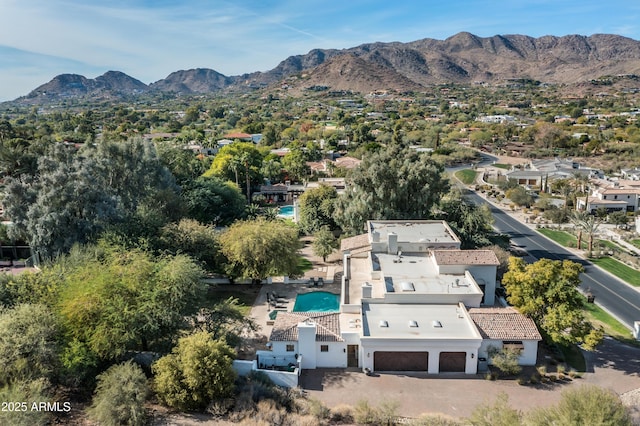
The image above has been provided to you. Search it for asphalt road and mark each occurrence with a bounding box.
[467,191,640,330]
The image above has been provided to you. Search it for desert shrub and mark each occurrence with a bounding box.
[0,379,52,426]
[408,413,465,425]
[153,331,236,411]
[305,397,331,420]
[536,365,547,376]
[353,399,399,425]
[488,346,522,376]
[330,403,354,423]
[88,361,148,426]
[0,303,60,385]
[468,392,522,426]
[353,399,378,424]
[524,385,632,425]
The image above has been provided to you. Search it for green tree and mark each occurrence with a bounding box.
[204,142,264,195]
[219,218,301,283]
[157,219,221,271]
[182,176,247,225]
[88,361,149,426]
[525,385,632,426]
[436,189,494,248]
[312,227,338,262]
[502,257,603,349]
[571,211,602,257]
[58,247,205,359]
[153,331,236,411]
[0,304,60,385]
[3,139,180,260]
[298,184,338,234]
[505,186,533,207]
[333,146,450,235]
[282,148,310,183]
[608,210,628,229]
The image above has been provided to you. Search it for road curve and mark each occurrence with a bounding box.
[467,192,640,331]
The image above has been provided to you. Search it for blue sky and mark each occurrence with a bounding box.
[1,0,639,101]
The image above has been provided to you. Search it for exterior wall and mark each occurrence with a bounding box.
[383,292,483,307]
[298,322,318,369]
[270,341,298,357]
[233,360,256,376]
[315,342,347,368]
[478,339,539,366]
[233,359,299,388]
[467,266,497,305]
[262,369,299,388]
[360,338,481,374]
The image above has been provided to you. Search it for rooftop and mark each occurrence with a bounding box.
[432,250,500,266]
[368,220,460,244]
[362,302,481,340]
[269,312,344,342]
[468,307,542,341]
[377,253,481,296]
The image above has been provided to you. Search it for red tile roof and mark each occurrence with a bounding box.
[468,307,542,341]
[433,250,500,266]
[269,312,343,342]
[340,233,370,253]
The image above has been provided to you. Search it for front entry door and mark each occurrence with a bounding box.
[347,345,359,367]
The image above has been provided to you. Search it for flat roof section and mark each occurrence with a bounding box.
[368,220,460,244]
[377,253,481,295]
[362,302,481,340]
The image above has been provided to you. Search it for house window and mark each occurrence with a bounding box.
[614,195,618,200]
[286,344,295,352]
[320,345,329,352]
[503,341,524,353]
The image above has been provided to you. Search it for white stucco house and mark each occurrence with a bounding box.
[265,220,541,376]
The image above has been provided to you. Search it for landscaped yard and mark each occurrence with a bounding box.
[590,256,640,287]
[537,228,585,249]
[492,163,511,169]
[582,294,640,346]
[631,239,640,250]
[455,169,477,185]
[203,285,262,315]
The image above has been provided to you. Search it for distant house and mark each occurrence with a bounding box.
[577,187,640,213]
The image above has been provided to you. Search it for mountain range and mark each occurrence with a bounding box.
[12,32,640,104]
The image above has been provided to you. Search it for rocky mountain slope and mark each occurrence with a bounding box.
[12,32,640,103]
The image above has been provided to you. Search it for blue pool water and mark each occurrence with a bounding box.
[293,291,340,312]
[278,205,294,218]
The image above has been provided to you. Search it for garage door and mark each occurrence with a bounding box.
[439,352,466,372]
[374,352,428,371]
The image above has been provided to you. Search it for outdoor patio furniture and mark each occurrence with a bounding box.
[317,277,324,287]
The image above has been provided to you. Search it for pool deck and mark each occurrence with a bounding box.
[250,279,342,341]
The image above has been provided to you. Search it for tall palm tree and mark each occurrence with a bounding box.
[571,211,601,257]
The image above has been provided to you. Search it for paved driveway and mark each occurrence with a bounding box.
[300,337,640,420]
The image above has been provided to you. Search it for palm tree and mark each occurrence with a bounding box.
[571,211,601,257]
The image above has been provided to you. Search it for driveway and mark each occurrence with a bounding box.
[300,337,640,420]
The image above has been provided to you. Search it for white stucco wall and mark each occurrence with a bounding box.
[467,266,497,305]
[315,342,347,368]
[478,339,539,366]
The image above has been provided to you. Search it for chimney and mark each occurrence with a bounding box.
[297,320,317,369]
[362,282,372,299]
[387,232,398,255]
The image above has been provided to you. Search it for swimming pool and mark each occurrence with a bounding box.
[292,291,340,312]
[278,205,294,219]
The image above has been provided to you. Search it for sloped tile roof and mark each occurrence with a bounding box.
[433,250,500,266]
[269,312,344,342]
[468,307,542,341]
[340,233,370,253]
